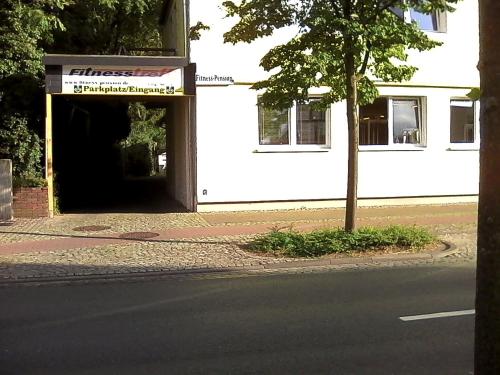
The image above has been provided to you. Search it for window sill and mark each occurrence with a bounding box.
[423,30,447,34]
[359,145,426,152]
[253,146,331,153]
[447,144,479,151]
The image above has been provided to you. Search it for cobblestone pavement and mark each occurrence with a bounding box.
[0,205,479,282]
[0,213,211,244]
[0,222,477,282]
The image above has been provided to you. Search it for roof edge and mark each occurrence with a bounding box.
[43,54,189,67]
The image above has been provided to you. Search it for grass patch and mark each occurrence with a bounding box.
[248,225,436,258]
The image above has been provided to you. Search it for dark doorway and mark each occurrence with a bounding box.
[52,95,184,213]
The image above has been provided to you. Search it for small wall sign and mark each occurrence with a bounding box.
[195,74,234,86]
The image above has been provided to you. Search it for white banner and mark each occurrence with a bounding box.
[62,66,183,96]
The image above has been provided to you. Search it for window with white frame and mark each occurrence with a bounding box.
[450,100,477,144]
[258,107,290,145]
[258,98,329,146]
[359,97,424,146]
[391,4,447,32]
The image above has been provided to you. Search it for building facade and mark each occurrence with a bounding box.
[189,1,479,211]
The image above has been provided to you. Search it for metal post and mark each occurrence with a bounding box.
[45,94,54,218]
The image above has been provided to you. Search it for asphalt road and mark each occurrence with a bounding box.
[0,262,475,375]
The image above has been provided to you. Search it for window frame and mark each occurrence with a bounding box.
[448,98,480,151]
[359,96,427,151]
[258,106,291,146]
[256,97,331,152]
[393,5,447,33]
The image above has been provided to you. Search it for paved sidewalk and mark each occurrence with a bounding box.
[0,204,478,283]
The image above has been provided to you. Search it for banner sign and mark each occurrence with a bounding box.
[62,66,184,96]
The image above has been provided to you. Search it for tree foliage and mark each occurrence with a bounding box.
[0,114,43,179]
[123,103,167,151]
[119,103,167,175]
[0,0,166,180]
[223,0,460,109]
[48,0,164,55]
[223,0,460,231]
[0,0,67,79]
[189,21,211,41]
[0,0,69,179]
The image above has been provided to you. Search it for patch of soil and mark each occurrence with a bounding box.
[240,241,446,259]
[119,232,160,240]
[73,225,112,232]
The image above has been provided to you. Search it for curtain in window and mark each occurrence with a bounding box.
[450,100,475,143]
[359,97,389,145]
[392,99,421,144]
[258,107,290,145]
[296,102,326,145]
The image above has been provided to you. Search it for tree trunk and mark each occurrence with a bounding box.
[475,0,500,373]
[344,51,359,232]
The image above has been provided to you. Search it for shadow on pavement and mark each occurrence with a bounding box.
[0,229,241,245]
[0,262,254,286]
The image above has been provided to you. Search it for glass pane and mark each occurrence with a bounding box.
[392,99,420,144]
[258,106,290,145]
[389,6,404,20]
[410,9,438,31]
[359,98,389,145]
[296,100,326,145]
[450,100,475,143]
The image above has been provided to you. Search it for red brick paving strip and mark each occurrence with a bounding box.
[200,204,478,225]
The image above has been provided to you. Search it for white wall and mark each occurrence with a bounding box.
[189,0,479,86]
[196,85,479,203]
[191,0,480,205]
[167,97,196,209]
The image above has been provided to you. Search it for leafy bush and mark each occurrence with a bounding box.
[249,225,436,258]
[12,175,47,188]
[0,114,43,179]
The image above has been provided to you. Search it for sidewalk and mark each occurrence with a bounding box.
[0,204,478,283]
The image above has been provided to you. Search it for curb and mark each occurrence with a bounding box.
[0,241,459,287]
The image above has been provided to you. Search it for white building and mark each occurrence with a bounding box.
[187,0,480,212]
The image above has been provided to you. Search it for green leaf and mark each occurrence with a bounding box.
[223,0,459,108]
[467,87,481,101]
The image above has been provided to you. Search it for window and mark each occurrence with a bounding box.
[391,5,447,32]
[410,8,440,31]
[450,100,477,143]
[258,107,290,145]
[296,100,327,145]
[359,97,424,146]
[258,99,329,147]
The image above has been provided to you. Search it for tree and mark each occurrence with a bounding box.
[0,0,166,179]
[190,21,211,41]
[0,115,43,179]
[476,0,500,372]
[223,0,459,231]
[49,0,164,55]
[121,103,167,175]
[0,0,68,178]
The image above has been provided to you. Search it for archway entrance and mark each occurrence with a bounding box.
[44,55,196,216]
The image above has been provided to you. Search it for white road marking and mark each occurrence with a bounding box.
[400,309,475,321]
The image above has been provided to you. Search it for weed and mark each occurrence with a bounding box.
[249,225,436,257]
